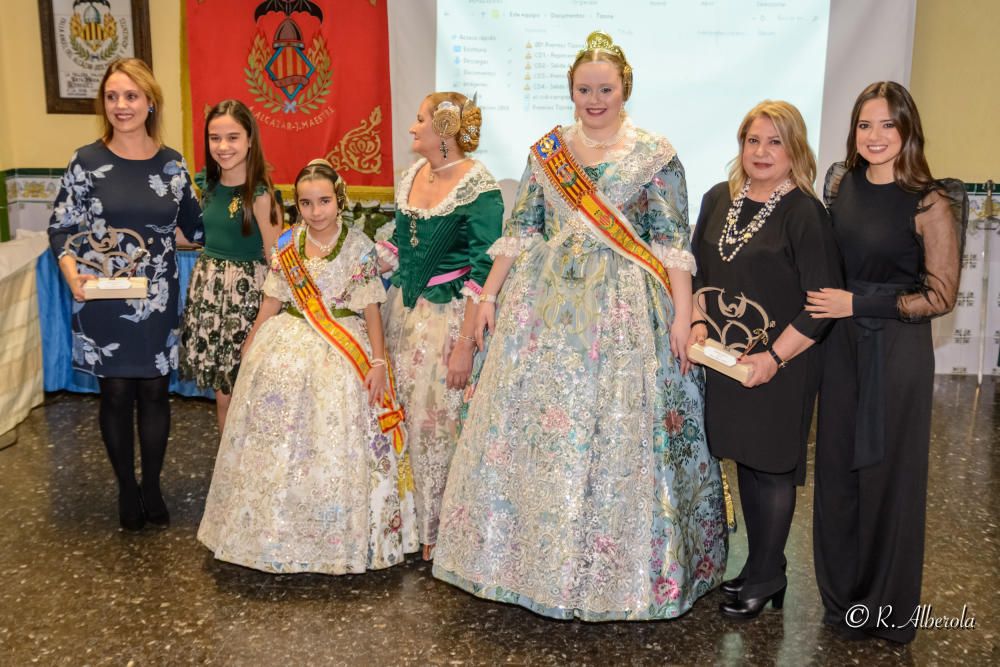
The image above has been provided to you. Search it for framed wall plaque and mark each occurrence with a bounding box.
[38,0,153,114]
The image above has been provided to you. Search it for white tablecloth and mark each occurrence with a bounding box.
[0,232,49,434]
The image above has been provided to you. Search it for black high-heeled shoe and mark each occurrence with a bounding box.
[118,487,145,531]
[140,485,170,527]
[719,586,786,619]
[720,577,745,599]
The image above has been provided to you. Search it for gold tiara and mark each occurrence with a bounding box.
[575,31,630,68]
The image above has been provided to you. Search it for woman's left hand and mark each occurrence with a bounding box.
[738,351,779,388]
[806,288,853,318]
[447,338,475,390]
[670,315,691,375]
[363,365,387,406]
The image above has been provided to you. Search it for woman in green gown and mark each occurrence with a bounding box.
[378,92,503,560]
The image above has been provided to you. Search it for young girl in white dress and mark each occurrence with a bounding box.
[198,159,418,574]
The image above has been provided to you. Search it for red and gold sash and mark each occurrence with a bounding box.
[275,230,406,454]
[531,126,672,298]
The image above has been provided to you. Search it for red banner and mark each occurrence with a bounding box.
[185,0,393,187]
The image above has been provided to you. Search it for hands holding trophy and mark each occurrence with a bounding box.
[688,287,775,383]
[62,227,150,300]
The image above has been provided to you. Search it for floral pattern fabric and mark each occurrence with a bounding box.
[197,225,418,573]
[432,124,727,620]
[47,141,204,378]
[179,255,268,394]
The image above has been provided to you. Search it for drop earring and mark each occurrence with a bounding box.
[148,106,154,114]
[619,104,626,119]
[439,139,449,159]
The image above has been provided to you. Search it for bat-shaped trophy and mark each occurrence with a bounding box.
[688,287,775,382]
[63,227,149,300]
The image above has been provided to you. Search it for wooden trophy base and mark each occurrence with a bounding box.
[84,277,149,300]
[688,339,751,383]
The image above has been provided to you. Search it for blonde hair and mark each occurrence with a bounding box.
[425,92,482,153]
[727,100,817,200]
[96,58,164,145]
[567,31,633,101]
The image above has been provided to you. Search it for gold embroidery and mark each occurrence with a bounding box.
[326,106,384,175]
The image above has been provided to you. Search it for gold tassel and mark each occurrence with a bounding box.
[721,462,737,532]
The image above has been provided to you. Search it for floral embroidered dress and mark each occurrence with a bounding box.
[47,141,204,377]
[197,224,418,574]
[378,159,503,546]
[432,120,727,620]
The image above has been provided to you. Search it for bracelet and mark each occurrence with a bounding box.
[479,293,498,304]
[768,348,787,369]
[456,333,476,343]
[690,319,708,329]
[370,358,387,367]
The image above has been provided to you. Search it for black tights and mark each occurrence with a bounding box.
[736,463,796,599]
[98,376,170,507]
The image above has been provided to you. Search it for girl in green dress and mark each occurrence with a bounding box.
[379,92,504,560]
[180,100,282,431]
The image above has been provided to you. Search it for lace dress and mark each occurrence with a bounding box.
[198,225,419,573]
[432,120,727,620]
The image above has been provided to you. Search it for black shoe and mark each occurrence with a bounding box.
[118,487,145,531]
[140,485,170,526]
[719,586,786,620]
[720,577,745,599]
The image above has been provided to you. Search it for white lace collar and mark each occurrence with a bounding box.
[549,118,677,209]
[396,159,500,220]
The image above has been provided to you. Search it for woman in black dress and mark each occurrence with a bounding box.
[48,59,204,530]
[690,100,841,619]
[807,81,964,644]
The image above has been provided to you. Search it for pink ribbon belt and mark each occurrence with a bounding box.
[426,266,471,287]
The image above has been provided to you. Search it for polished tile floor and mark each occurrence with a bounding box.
[1,377,996,665]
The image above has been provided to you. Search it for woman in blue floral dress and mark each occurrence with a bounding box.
[48,59,203,531]
[432,32,727,620]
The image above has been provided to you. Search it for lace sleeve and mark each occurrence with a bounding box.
[897,183,967,322]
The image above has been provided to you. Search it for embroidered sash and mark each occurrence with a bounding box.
[531,126,672,297]
[275,229,406,454]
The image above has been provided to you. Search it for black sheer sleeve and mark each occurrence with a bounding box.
[898,181,967,322]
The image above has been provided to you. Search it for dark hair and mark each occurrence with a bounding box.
[845,81,934,192]
[203,100,279,236]
[291,159,349,224]
[96,58,163,144]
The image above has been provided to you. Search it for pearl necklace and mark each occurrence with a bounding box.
[718,178,794,262]
[428,157,471,183]
[306,224,340,256]
[575,120,625,149]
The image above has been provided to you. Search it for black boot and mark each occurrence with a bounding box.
[719,586,786,620]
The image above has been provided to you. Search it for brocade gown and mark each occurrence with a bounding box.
[198,224,419,574]
[432,120,728,620]
[379,159,503,546]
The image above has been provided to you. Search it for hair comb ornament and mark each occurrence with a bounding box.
[432,100,462,138]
